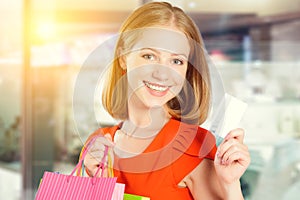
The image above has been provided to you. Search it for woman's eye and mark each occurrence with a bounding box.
[142,54,155,61]
[172,59,184,65]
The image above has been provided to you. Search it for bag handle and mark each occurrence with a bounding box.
[68,136,111,183]
[78,136,114,177]
[93,145,109,178]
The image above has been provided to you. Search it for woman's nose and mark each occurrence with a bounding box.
[152,64,170,81]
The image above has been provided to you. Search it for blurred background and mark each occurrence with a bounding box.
[0,0,300,199]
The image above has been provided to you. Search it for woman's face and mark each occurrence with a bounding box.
[122,27,190,109]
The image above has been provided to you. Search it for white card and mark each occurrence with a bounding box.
[202,93,248,145]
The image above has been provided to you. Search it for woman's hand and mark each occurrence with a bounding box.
[83,134,115,177]
[214,128,250,185]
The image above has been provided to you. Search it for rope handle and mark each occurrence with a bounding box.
[69,136,114,179]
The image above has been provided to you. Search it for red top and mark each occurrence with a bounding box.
[86,119,217,200]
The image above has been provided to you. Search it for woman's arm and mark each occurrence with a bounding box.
[186,128,250,200]
[185,159,224,200]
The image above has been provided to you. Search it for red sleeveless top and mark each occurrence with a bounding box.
[86,119,217,200]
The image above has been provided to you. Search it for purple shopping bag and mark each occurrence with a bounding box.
[35,137,117,200]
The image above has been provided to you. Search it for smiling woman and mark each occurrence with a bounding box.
[81,2,250,200]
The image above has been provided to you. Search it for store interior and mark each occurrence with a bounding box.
[0,0,300,199]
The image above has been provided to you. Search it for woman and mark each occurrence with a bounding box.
[83,2,250,199]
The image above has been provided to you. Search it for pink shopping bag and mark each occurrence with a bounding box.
[35,137,117,200]
[111,182,125,200]
[78,137,125,200]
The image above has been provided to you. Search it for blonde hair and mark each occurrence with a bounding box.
[102,1,211,125]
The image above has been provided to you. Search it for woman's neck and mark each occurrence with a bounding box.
[123,103,170,138]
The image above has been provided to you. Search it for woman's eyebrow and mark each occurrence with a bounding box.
[171,53,188,60]
[140,48,188,59]
[140,47,160,54]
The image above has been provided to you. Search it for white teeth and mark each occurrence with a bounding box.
[144,81,168,92]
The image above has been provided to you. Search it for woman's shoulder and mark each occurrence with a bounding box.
[85,123,120,143]
[170,118,215,140]
[171,119,217,159]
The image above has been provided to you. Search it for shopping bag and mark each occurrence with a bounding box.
[111,182,125,200]
[77,137,125,200]
[35,137,117,200]
[78,141,125,200]
[123,193,150,200]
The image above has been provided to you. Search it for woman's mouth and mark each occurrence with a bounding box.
[143,81,169,92]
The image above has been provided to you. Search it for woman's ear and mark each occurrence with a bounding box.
[119,55,127,70]
[117,48,127,70]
